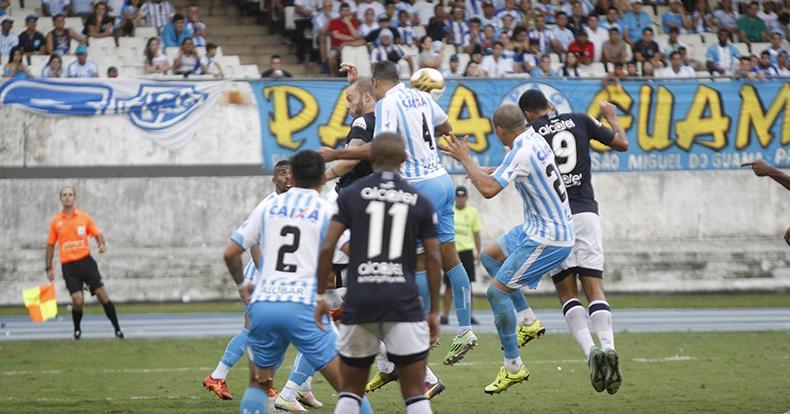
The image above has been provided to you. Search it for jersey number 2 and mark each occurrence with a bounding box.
[275,226,301,273]
[545,164,567,202]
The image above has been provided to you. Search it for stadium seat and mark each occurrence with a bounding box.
[222,55,241,67]
[412,25,426,40]
[549,53,560,66]
[65,17,83,34]
[94,56,116,71]
[135,26,158,40]
[37,19,54,35]
[89,37,116,57]
[733,42,750,55]
[701,33,717,44]
[749,42,770,54]
[284,6,296,30]
[341,45,372,78]
[588,62,607,76]
[164,47,180,57]
[691,44,707,63]
[239,64,261,79]
[119,66,145,77]
[655,34,669,45]
[119,37,146,50]
[30,54,49,68]
[398,60,412,79]
[439,44,455,70]
[678,34,703,50]
[457,53,470,71]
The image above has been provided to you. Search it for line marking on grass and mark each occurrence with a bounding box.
[632,355,701,363]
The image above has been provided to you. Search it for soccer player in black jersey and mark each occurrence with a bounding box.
[519,90,629,394]
[315,133,442,414]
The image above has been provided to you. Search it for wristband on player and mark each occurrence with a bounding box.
[236,280,252,291]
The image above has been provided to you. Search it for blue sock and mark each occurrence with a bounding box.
[446,263,472,327]
[287,352,314,386]
[221,329,249,368]
[509,289,529,313]
[415,271,430,317]
[487,284,519,359]
[240,386,268,414]
[360,396,374,414]
[480,252,502,277]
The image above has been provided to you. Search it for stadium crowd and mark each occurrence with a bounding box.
[255,0,790,79]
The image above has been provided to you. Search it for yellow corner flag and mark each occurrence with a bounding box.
[22,284,58,323]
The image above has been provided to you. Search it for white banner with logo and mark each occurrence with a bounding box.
[0,78,228,151]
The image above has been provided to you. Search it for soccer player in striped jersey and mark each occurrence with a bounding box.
[225,150,373,414]
[519,90,627,395]
[441,104,575,394]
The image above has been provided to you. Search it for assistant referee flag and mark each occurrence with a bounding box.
[22,284,58,323]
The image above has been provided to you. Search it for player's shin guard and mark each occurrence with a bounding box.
[446,264,472,330]
[216,329,249,379]
[480,252,501,278]
[405,396,432,414]
[487,284,519,360]
[415,271,430,317]
[240,387,268,414]
[562,299,596,357]
[334,393,363,414]
[589,300,615,351]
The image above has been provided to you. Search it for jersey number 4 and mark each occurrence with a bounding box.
[421,113,434,150]
[275,226,301,273]
[365,201,408,260]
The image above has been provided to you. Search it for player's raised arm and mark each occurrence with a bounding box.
[315,220,347,331]
[319,142,372,162]
[742,159,790,191]
[441,135,504,199]
[597,101,628,151]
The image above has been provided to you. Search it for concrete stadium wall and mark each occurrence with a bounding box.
[1,88,789,305]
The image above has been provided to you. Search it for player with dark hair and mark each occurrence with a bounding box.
[741,159,790,245]
[518,89,628,394]
[315,132,442,414]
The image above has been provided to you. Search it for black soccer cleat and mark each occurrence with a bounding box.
[73,330,81,340]
[115,330,125,340]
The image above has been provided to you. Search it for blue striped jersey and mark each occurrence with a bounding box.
[374,83,449,182]
[231,188,333,306]
[492,128,575,246]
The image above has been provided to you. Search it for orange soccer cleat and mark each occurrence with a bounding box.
[203,375,233,400]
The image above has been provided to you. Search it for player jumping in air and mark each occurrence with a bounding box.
[519,90,628,394]
[441,104,575,394]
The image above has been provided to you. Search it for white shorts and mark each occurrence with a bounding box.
[556,212,605,280]
[336,322,429,363]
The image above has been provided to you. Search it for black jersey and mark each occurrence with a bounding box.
[530,112,615,215]
[332,171,437,324]
[336,112,375,192]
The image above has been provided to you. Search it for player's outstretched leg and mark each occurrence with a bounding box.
[440,261,478,365]
[276,352,321,412]
[484,282,529,394]
[204,328,248,400]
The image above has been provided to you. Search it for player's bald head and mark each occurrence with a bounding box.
[371,132,407,170]
[493,104,526,133]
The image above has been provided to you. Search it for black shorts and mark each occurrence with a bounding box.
[444,249,476,285]
[62,256,104,296]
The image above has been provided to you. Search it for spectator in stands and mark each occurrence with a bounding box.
[357,0,385,21]
[658,50,696,77]
[41,54,63,77]
[42,0,72,17]
[758,1,779,32]
[625,60,639,76]
[261,54,293,78]
[534,0,555,23]
[568,31,593,66]
[141,0,175,34]
[19,15,45,60]
[443,53,464,77]
[358,8,378,38]
[663,0,691,34]
[373,28,413,72]
[519,0,538,30]
[691,0,715,34]
[395,0,414,17]
[328,3,364,75]
[521,38,540,72]
[162,13,193,48]
[46,14,85,56]
[83,2,117,39]
[448,8,469,50]
[602,28,628,66]
[120,0,143,36]
[412,0,436,27]
[72,0,94,20]
[426,4,449,45]
[106,0,125,21]
[550,12,575,55]
[765,32,786,64]
[528,14,552,55]
[585,15,608,62]
[677,45,704,70]
[464,0,483,19]
[632,27,660,65]
[753,50,781,77]
[383,1,399,27]
[396,10,415,45]
[366,14,400,43]
[480,41,514,76]
[173,37,203,76]
[661,28,686,57]
[600,7,622,33]
[0,16,17,62]
[706,28,741,74]
[417,34,442,69]
[106,65,118,77]
[560,51,583,76]
[463,60,486,76]
[734,55,757,78]
[567,1,587,33]
[480,23,496,52]
[641,60,655,76]
[143,36,171,75]
[186,4,207,47]
[67,44,99,77]
[531,54,558,76]
[501,14,516,38]
[498,31,518,60]
[3,46,31,78]
[497,0,523,24]
[602,61,625,85]
[776,50,790,75]
[200,42,223,78]
[479,1,502,31]
[293,0,317,64]
[313,0,337,73]
[712,0,738,37]
[777,12,790,42]
[621,0,652,44]
[738,1,768,43]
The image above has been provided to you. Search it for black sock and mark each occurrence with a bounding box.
[72,308,83,332]
[102,301,121,332]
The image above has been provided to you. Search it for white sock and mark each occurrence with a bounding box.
[517,308,538,325]
[211,362,230,380]
[325,288,344,309]
[405,397,432,414]
[279,380,300,401]
[334,393,361,414]
[456,325,472,335]
[504,356,523,373]
[376,342,395,374]
[589,300,615,351]
[298,377,312,392]
[424,366,438,384]
[562,299,596,357]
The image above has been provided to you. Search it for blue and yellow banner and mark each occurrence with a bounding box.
[252,79,790,173]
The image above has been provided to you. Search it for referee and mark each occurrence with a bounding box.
[45,186,123,340]
[441,186,481,325]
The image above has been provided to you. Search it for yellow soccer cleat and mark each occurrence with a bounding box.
[517,319,546,347]
[483,365,530,394]
[365,370,399,393]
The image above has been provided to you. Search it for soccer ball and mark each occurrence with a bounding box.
[410,68,445,102]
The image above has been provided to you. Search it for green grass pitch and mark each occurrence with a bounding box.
[1,331,789,414]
